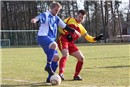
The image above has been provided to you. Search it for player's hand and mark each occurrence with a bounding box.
[31,19,37,23]
[66,34,73,42]
[94,34,104,41]
[74,30,81,37]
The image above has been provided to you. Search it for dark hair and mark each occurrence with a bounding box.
[78,10,86,15]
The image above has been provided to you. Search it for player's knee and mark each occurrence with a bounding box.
[62,49,69,58]
[78,56,84,62]
[49,42,57,50]
[62,52,69,58]
[53,55,59,62]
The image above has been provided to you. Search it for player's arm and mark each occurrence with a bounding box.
[84,32,103,42]
[58,18,81,37]
[79,24,95,42]
[31,13,46,24]
[84,33,96,42]
[84,32,104,42]
[31,15,40,23]
[80,25,103,42]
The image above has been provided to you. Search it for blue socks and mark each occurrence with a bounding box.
[46,49,55,68]
[47,61,58,80]
[51,61,58,72]
[45,48,58,80]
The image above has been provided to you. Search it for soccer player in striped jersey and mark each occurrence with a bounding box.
[31,2,80,83]
[58,10,103,80]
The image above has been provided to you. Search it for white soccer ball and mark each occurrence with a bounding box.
[50,74,61,85]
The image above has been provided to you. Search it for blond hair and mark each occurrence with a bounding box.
[50,2,62,9]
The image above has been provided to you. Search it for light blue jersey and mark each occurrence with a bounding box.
[36,11,66,41]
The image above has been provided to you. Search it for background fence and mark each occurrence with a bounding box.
[1,1,130,47]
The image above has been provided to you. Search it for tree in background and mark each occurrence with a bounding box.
[1,1,129,46]
[1,1,38,45]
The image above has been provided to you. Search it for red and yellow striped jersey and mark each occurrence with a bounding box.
[59,17,96,42]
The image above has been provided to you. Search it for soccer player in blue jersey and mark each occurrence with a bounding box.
[31,2,80,82]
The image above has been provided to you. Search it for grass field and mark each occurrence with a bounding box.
[1,43,130,87]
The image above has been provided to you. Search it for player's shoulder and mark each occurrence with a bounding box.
[65,17,75,21]
[64,17,74,23]
[44,11,54,17]
[56,16,61,20]
[44,11,51,17]
[40,12,46,16]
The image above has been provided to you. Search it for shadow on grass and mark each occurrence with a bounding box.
[64,79,82,82]
[85,65,130,69]
[1,82,52,87]
[98,65,130,69]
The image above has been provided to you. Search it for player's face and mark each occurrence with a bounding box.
[76,13,86,23]
[51,6,61,16]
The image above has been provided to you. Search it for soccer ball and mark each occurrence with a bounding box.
[50,74,61,85]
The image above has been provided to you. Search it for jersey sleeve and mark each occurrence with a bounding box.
[79,24,96,42]
[34,15,40,22]
[84,32,96,42]
[34,13,46,23]
[58,17,66,28]
[79,24,87,36]
[58,18,70,35]
[39,13,46,23]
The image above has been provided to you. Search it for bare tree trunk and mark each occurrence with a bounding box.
[110,1,116,37]
[1,1,38,46]
[104,1,109,42]
[94,1,98,36]
[84,1,91,33]
[117,10,123,42]
[115,1,122,42]
[72,1,78,18]
[101,1,106,43]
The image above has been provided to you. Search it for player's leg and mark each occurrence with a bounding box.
[37,36,57,76]
[45,41,58,75]
[46,53,59,82]
[51,54,59,72]
[58,39,69,80]
[59,49,69,80]
[70,48,84,80]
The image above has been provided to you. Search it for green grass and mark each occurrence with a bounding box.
[1,43,130,87]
